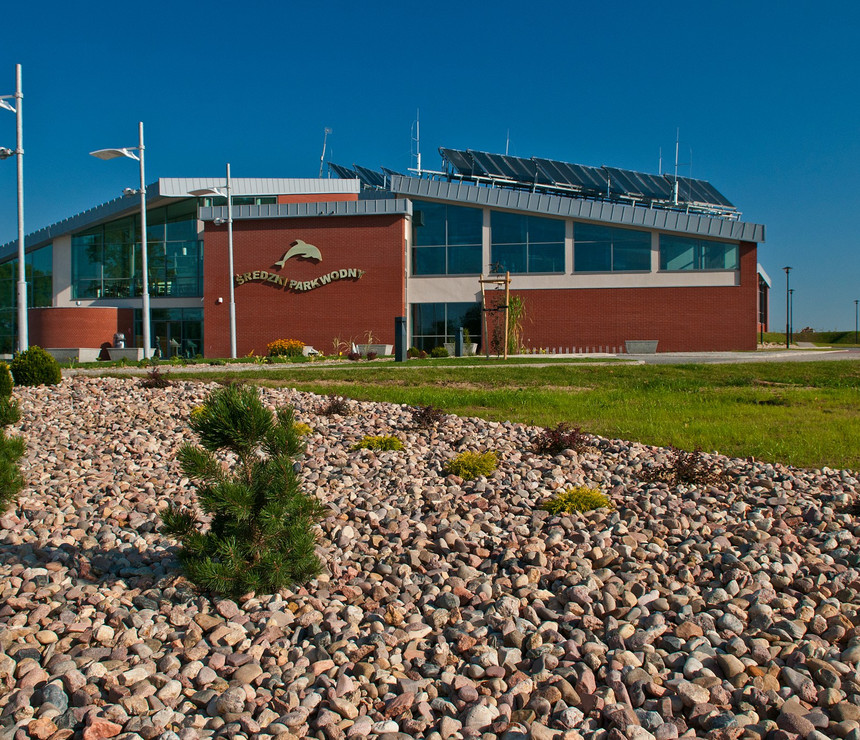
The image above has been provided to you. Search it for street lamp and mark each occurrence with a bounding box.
[854,300,860,344]
[90,122,151,359]
[1,64,27,353]
[789,288,795,345]
[189,163,236,358]
[783,266,791,349]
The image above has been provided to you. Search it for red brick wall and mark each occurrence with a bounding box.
[508,242,758,353]
[204,216,405,357]
[29,307,135,349]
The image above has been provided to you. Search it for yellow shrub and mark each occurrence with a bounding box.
[267,339,305,357]
[541,486,612,515]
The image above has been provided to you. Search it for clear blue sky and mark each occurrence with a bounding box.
[1,1,857,331]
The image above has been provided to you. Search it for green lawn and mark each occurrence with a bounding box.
[167,360,860,470]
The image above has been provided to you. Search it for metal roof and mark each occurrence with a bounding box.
[198,198,411,222]
[159,177,360,197]
[388,176,765,243]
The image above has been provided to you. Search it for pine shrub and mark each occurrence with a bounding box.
[0,396,25,515]
[541,486,612,515]
[160,384,326,596]
[10,346,62,387]
[445,451,497,480]
[0,362,12,397]
[351,435,404,451]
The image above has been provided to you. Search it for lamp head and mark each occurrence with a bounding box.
[90,147,140,161]
[0,99,15,113]
[123,187,138,197]
[0,147,14,160]
[189,187,226,198]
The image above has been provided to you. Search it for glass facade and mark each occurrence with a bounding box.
[135,307,203,358]
[411,302,482,352]
[412,200,482,275]
[574,223,651,272]
[72,200,202,299]
[491,212,564,274]
[0,245,53,353]
[659,235,739,271]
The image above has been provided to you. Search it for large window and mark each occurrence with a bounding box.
[411,302,482,352]
[0,244,53,353]
[491,212,564,274]
[135,307,203,358]
[659,235,739,271]
[574,223,651,272]
[72,201,203,299]
[412,201,482,275]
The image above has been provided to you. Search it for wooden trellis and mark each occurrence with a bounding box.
[479,271,511,359]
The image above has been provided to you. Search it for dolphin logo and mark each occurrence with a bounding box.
[274,239,322,269]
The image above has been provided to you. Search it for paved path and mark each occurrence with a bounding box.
[63,347,860,377]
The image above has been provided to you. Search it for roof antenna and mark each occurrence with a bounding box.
[505,129,510,156]
[319,127,332,178]
[410,109,422,176]
[658,146,662,176]
[673,128,680,204]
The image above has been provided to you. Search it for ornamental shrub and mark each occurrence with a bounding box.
[445,451,497,480]
[351,435,404,452]
[641,446,726,486]
[407,346,421,358]
[541,486,612,515]
[0,362,12,397]
[533,423,589,455]
[293,422,313,436]
[160,384,326,596]
[430,346,449,358]
[267,338,305,357]
[0,396,24,515]
[10,346,62,387]
[412,404,446,428]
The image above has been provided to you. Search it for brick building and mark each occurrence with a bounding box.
[0,148,767,356]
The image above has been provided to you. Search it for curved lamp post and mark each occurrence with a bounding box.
[1,64,26,352]
[90,122,151,359]
[190,164,236,359]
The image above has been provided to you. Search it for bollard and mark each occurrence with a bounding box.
[456,326,464,357]
[395,316,407,362]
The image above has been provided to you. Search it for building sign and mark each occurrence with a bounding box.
[234,239,365,292]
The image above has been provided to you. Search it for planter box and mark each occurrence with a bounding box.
[444,342,479,357]
[357,344,393,356]
[107,347,144,362]
[46,348,102,363]
[625,340,659,354]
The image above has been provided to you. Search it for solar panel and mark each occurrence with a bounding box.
[381,167,403,178]
[439,148,478,177]
[673,175,734,208]
[501,154,546,183]
[353,165,386,189]
[469,150,515,179]
[535,158,607,193]
[604,167,673,201]
[328,163,357,180]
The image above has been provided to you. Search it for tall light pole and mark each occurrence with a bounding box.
[789,288,795,345]
[91,122,151,359]
[0,64,27,352]
[190,164,236,358]
[855,300,858,345]
[783,266,791,349]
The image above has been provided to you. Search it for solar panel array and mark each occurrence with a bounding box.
[439,148,734,210]
[327,163,403,189]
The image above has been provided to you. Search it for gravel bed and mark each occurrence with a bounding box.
[1,376,859,740]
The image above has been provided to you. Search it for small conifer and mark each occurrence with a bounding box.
[0,396,25,514]
[161,385,326,596]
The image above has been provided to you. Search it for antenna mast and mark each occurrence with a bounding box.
[505,129,510,156]
[672,128,680,204]
[411,109,422,175]
[318,127,332,178]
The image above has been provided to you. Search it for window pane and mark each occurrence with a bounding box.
[702,241,738,269]
[529,243,565,273]
[445,204,482,246]
[413,201,446,246]
[166,217,197,242]
[660,235,696,270]
[491,211,527,245]
[491,243,527,274]
[447,245,482,275]
[413,246,446,275]
[528,215,564,244]
[614,239,651,271]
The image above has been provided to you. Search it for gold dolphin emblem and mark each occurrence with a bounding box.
[274,239,322,269]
